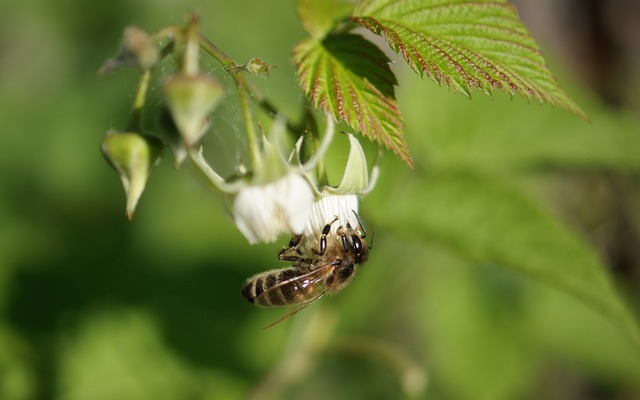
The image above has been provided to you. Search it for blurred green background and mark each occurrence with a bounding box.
[1,1,639,399]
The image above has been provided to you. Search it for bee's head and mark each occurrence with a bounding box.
[339,223,369,264]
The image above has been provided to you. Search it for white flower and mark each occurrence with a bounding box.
[226,116,335,244]
[305,193,360,239]
[187,113,378,245]
[233,172,314,244]
[305,132,378,238]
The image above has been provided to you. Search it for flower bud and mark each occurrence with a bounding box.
[98,26,159,75]
[162,74,223,148]
[244,58,276,76]
[158,106,210,166]
[101,131,164,219]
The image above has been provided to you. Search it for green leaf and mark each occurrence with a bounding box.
[353,0,587,119]
[294,33,414,167]
[368,172,640,349]
[421,260,537,400]
[297,0,355,39]
[401,79,640,172]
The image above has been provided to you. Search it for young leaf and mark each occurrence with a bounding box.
[352,0,587,119]
[368,172,640,349]
[294,32,413,167]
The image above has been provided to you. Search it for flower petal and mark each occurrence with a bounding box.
[234,173,314,244]
[305,193,360,239]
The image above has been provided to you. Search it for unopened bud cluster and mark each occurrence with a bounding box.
[99,16,224,218]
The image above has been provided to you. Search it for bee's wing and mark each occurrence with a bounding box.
[263,291,325,329]
[256,263,338,329]
[253,263,335,307]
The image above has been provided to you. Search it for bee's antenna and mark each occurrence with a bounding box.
[351,210,367,238]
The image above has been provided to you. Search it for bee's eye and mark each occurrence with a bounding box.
[351,235,363,255]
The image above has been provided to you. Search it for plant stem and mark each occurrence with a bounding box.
[198,34,235,67]
[128,69,151,131]
[183,15,201,76]
[330,336,427,399]
[199,35,262,171]
[235,75,262,170]
[304,109,328,187]
[247,309,336,400]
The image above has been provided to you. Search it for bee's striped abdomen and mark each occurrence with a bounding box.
[241,267,304,307]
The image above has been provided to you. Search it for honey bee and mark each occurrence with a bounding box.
[241,212,369,327]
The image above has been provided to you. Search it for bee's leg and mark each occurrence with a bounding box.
[317,216,339,256]
[337,225,350,252]
[278,233,305,262]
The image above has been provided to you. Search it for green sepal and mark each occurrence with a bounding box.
[327,133,369,195]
